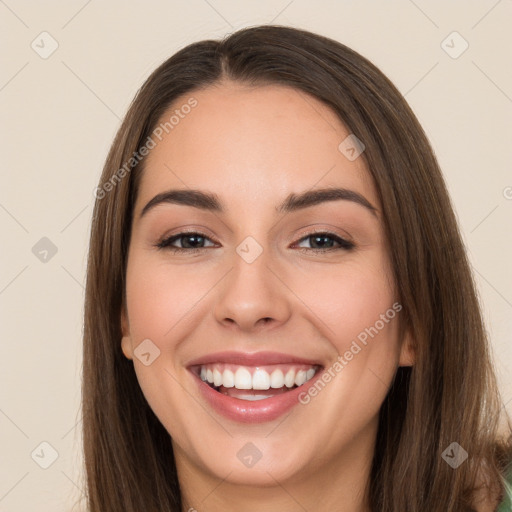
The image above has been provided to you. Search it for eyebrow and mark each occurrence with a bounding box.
[139,187,378,219]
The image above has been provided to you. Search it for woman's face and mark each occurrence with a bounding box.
[121,81,413,490]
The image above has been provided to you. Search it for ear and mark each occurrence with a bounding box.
[120,304,133,360]
[398,327,415,367]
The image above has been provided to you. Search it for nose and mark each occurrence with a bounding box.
[213,248,292,333]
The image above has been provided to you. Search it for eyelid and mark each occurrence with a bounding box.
[155,229,218,250]
[292,225,355,246]
[291,230,355,252]
[155,227,355,253]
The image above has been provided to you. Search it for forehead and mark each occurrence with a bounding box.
[134,81,378,216]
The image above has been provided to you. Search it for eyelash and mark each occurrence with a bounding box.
[155,230,355,254]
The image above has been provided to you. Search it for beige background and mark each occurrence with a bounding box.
[1,1,511,510]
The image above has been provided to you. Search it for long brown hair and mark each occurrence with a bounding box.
[82,25,512,511]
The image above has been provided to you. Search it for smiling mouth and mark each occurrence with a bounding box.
[191,363,322,401]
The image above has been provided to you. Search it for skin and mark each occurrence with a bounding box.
[121,81,415,512]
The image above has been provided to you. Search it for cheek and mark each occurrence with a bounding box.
[125,253,213,345]
[124,253,201,440]
[291,254,397,349]
[292,262,402,445]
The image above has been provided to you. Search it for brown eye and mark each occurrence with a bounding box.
[295,232,355,252]
[156,232,216,252]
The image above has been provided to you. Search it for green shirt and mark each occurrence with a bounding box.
[497,466,512,512]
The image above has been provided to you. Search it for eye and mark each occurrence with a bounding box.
[155,232,217,252]
[293,232,355,252]
[155,230,355,254]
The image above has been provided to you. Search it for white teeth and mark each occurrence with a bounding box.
[234,367,252,389]
[213,368,223,387]
[198,364,319,391]
[252,369,270,390]
[284,369,296,388]
[223,369,235,388]
[232,394,273,401]
[270,369,285,388]
[295,370,307,386]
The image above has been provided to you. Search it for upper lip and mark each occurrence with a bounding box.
[186,351,324,368]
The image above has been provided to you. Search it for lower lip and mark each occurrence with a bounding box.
[192,371,319,424]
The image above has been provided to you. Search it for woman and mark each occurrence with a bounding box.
[82,25,512,511]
